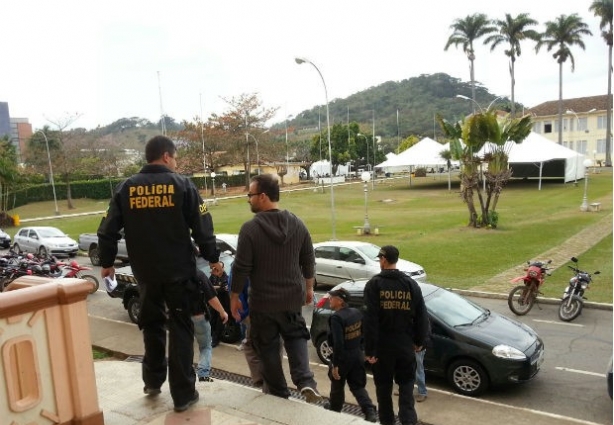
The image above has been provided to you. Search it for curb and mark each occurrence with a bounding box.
[450,288,613,311]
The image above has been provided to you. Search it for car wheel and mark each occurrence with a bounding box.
[127,296,141,324]
[12,243,21,253]
[89,246,101,266]
[38,246,48,258]
[315,335,333,364]
[447,359,489,397]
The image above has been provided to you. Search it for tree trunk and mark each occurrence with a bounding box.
[66,179,75,210]
[510,57,516,118]
[558,61,564,145]
[606,42,612,167]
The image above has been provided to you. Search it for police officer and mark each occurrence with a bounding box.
[364,245,428,425]
[325,288,377,422]
[97,135,221,413]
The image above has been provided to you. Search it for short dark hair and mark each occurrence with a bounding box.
[251,174,280,202]
[145,135,176,163]
[377,245,399,264]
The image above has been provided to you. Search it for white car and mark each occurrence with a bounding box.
[13,226,78,258]
[313,241,426,288]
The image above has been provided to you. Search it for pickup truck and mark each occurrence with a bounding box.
[78,233,129,266]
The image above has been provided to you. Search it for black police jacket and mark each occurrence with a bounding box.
[97,164,219,284]
[363,269,429,358]
[327,306,364,367]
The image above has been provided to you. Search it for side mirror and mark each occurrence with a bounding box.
[594,271,601,275]
[351,258,366,265]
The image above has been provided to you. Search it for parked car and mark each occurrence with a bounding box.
[313,241,426,288]
[0,228,11,248]
[79,231,129,266]
[310,279,545,397]
[13,226,78,258]
[108,248,241,343]
[215,233,238,255]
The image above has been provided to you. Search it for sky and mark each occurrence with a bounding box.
[1,0,608,131]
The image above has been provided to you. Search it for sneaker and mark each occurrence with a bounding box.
[143,386,161,397]
[236,340,246,351]
[364,407,378,423]
[300,386,322,404]
[198,376,214,382]
[415,394,427,402]
[174,391,199,413]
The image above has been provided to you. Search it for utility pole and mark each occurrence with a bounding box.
[157,71,166,135]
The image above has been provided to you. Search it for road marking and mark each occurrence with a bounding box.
[555,366,606,378]
[532,319,584,327]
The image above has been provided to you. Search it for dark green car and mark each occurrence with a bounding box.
[310,279,545,397]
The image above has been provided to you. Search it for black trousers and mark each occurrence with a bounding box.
[328,349,375,413]
[138,278,197,406]
[250,311,317,399]
[372,349,417,425]
[210,290,230,343]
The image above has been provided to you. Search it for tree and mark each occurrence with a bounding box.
[444,14,496,106]
[0,136,18,212]
[485,13,540,118]
[590,0,613,166]
[535,14,592,145]
[438,108,532,228]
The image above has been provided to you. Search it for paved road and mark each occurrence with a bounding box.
[82,269,613,425]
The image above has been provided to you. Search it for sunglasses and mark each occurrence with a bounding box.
[247,192,264,198]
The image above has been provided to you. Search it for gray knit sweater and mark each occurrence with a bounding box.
[230,209,315,313]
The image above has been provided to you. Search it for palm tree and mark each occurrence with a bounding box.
[444,14,496,107]
[485,13,541,118]
[590,0,613,166]
[535,14,592,145]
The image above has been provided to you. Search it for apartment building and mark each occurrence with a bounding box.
[528,94,612,165]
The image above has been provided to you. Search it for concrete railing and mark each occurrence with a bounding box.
[0,276,103,425]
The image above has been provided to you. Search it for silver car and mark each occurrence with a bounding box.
[0,228,11,249]
[13,226,78,258]
[313,241,427,288]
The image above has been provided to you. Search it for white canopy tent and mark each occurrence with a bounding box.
[478,132,585,189]
[380,137,449,169]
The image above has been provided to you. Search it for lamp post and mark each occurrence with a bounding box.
[580,159,592,212]
[565,109,580,184]
[357,133,369,171]
[210,172,217,204]
[296,57,336,240]
[37,130,59,215]
[361,171,371,234]
[456,94,502,113]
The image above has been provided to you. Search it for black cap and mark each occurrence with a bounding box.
[377,245,399,263]
[328,288,350,302]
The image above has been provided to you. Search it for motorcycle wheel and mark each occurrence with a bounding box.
[558,296,583,322]
[507,285,535,315]
[78,274,100,294]
[127,296,141,324]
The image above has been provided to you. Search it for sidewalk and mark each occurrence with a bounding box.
[90,315,601,425]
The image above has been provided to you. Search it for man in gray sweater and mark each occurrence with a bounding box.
[230,174,321,403]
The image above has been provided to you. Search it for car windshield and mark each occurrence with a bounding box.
[355,243,381,259]
[38,228,65,238]
[425,287,487,327]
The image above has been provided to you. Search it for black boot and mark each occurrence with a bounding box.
[364,407,377,423]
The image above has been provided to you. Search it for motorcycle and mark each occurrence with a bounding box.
[59,260,100,294]
[507,259,552,315]
[558,257,600,322]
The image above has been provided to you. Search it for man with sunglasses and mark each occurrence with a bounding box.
[230,174,321,403]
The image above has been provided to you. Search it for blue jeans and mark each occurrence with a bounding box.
[416,349,427,396]
[192,314,212,378]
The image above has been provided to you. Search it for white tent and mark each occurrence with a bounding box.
[478,132,585,188]
[376,152,407,173]
[380,137,448,169]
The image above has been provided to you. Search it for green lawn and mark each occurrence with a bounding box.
[6,172,612,303]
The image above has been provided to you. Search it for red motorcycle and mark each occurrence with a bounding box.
[59,260,100,294]
[507,259,552,315]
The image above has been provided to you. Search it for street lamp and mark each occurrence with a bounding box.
[361,171,371,235]
[357,133,369,170]
[565,109,580,184]
[37,130,59,215]
[210,172,217,204]
[580,159,592,212]
[295,56,336,240]
[456,94,502,113]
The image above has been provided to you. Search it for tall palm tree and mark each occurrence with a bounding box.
[485,13,541,118]
[444,14,496,108]
[535,14,592,145]
[590,0,613,166]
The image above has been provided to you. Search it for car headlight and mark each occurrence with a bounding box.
[492,345,526,360]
